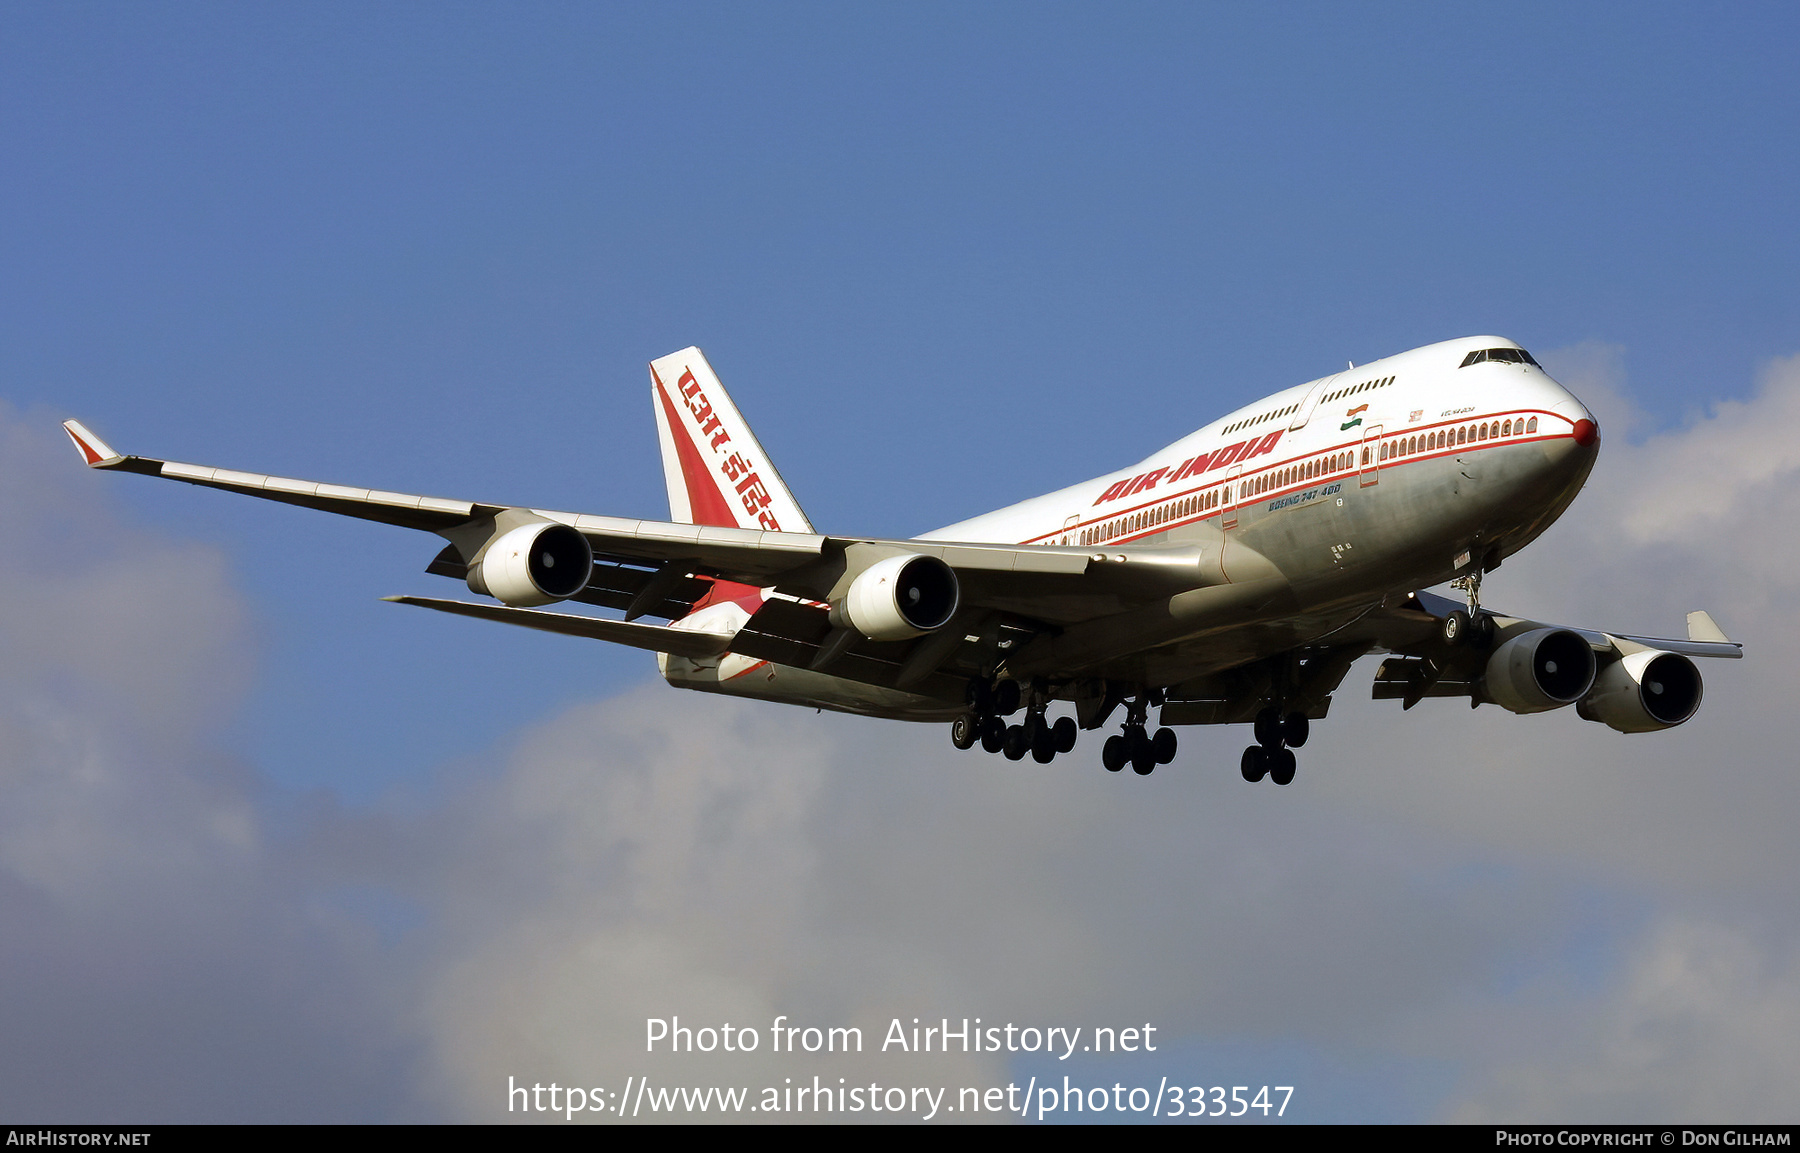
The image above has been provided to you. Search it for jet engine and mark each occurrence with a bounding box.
[1483,628,1597,714]
[1577,650,1703,733]
[832,553,960,641]
[465,522,593,607]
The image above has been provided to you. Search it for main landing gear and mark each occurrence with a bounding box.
[1240,706,1306,786]
[1100,694,1177,776]
[952,679,1077,764]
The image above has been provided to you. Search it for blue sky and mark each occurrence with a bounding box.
[3,2,1798,1123]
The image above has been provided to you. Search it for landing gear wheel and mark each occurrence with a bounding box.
[980,715,1006,754]
[1151,727,1178,765]
[1003,725,1029,761]
[1269,747,1297,786]
[1031,723,1057,764]
[951,713,978,750]
[1253,706,1284,749]
[1102,735,1126,772]
[1052,716,1078,754]
[1282,712,1309,748]
[993,680,1022,716]
[1241,745,1268,782]
[1471,612,1496,647]
[1442,609,1470,647]
[1129,728,1156,775]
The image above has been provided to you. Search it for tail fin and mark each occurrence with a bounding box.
[648,347,814,534]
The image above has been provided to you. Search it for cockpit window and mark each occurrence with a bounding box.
[1459,347,1539,368]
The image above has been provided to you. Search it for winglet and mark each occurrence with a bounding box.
[62,420,123,467]
[1686,610,1732,644]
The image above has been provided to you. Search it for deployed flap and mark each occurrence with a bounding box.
[649,347,814,534]
[382,596,733,657]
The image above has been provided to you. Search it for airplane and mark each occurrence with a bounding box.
[62,335,1742,783]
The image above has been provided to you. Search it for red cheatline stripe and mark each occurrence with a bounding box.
[653,372,742,529]
[1020,411,1569,545]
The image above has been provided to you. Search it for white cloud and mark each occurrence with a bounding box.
[1452,920,1800,1122]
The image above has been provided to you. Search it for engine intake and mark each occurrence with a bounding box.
[834,553,960,641]
[1483,627,1597,714]
[1577,650,1703,733]
[467,522,593,607]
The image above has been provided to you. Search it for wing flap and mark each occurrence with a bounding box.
[382,596,733,657]
[727,598,972,694]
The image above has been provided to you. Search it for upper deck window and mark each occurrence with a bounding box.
[1459,347,1540,368]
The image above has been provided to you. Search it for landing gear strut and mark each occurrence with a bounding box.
[951,678,1077,765]
[1447,567,1496,647]
[1101,693,1177,776]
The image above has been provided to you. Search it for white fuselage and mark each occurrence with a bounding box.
[663,336,1600,718]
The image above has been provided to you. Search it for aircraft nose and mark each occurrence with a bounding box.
[1549,391,1599,448]
[1541,394,1601,476]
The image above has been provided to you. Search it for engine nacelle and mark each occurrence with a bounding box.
[832,553,960,641]
[1483,627,1597,714]
[1577,650,1703,733]
[466,522,593,607]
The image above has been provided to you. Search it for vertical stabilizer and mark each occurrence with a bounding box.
[648,347,815,533]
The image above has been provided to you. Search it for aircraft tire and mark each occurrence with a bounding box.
[1283,712,1310,748]
[1003,725,1029,761]
[1241,746,1268,782]
[951,713,978,750]
[1103,735,1126,772]
[1151,727,1178,764]
[1270,747,1297,786]
[994,680,1022,716]
[1443,610,1470,646]
[1254,707,1284,749]
[1471,612,1497,647]
[1031,724,1056,763]
[980,715,1007,754]
[1129,728,1156,775]
[1053,716,1078,753]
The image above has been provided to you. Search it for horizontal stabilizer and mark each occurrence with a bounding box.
[382,596,734,657]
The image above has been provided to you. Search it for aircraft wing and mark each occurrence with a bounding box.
[1382,590,1743,660]
[61,420,1202,626]
[1359,589,1740,719]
